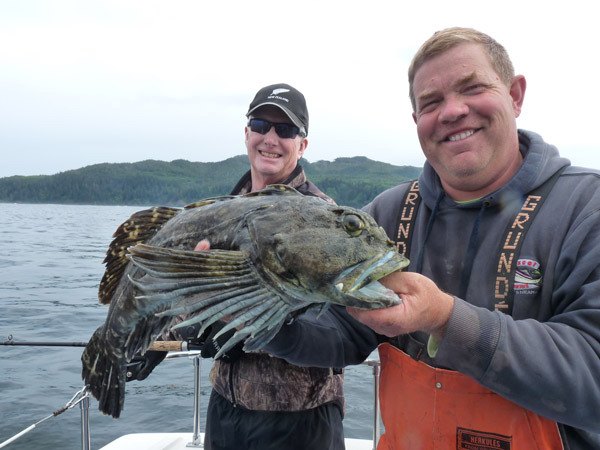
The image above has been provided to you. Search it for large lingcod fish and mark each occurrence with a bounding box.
[82,185,409,418]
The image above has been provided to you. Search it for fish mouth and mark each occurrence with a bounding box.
[333,251,409,308]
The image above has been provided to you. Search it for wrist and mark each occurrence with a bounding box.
[428,293,454,341]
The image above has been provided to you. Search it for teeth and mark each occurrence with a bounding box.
[259,150,280,158]
[448,130,474,142]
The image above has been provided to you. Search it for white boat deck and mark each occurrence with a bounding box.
[100,432,374,450]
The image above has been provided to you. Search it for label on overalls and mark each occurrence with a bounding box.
[457,427,512,450]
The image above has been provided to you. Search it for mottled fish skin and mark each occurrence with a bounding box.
[82,185,409,418]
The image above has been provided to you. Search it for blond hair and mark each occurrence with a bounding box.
[408,27,515,111]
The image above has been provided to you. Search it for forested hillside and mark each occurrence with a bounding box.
[0,156,421,208]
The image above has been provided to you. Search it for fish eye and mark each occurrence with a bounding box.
[342,214,365,236]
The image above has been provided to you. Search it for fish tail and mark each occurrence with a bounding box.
[81,327,126,418]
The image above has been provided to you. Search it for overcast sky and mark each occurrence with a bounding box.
[1,1,598,178]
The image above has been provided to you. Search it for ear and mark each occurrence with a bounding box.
[509,75,527,117]
[297,137,308,159]
[244,126,250,142]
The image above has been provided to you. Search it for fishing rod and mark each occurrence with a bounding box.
[2,337,88,347]
[2,335,200,351]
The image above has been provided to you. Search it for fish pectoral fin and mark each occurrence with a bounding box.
[315,302,331,319]
[128,243,257,315]
[239,299,311,355]
[99,207,180,305]
[127,243,310,356]
[128,243,251,279]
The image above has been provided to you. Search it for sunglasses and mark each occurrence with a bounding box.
[247,118,305,139]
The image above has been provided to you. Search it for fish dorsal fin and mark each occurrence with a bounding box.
[183,197,232,210]
[243,184,302,197]
[98,206,180,304]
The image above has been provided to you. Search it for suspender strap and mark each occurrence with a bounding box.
[394,180,421,259]
[494,167,566,314]
[393,180,425,360]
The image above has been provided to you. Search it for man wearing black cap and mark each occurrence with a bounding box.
[127,84,344,448]
[196,83,345,450]
[229,83,327,195]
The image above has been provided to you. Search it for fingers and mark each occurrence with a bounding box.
[379,271,404,291]
[347,305,405,337]
[348,272,455,337]
[194,239,211,251]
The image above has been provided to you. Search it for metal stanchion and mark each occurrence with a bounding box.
[187,354,204,448]
[80,393,91,450]
[372,362,380,450]
[363,359,381,450]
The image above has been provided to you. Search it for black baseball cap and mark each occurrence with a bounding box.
[246,83,309,136]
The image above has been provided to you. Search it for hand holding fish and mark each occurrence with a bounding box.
[347,272,454,341]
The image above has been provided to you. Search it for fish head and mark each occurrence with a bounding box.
[245,198,409,309]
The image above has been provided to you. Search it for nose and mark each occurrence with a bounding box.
[262,125,279,144]
[439,95,469,123]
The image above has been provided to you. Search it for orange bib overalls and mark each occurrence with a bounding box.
[377,343,564,450]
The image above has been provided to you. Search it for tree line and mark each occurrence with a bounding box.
[0,156,421,209]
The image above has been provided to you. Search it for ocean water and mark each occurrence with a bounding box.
[0,203,378,449]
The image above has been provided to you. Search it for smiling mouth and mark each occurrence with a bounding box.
[259,150,281,158]
[446,129,476,142]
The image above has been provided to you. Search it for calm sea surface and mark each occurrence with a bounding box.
[0,203,378,449]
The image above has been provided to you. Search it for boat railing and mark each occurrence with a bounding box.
[80,393,91,450]
[2,351,381,450]
[165,350,203,447]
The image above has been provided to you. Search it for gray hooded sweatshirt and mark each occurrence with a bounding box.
[265,130,600,449]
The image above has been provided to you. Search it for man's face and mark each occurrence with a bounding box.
[245,106,307,189]
[412,43,525,199]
